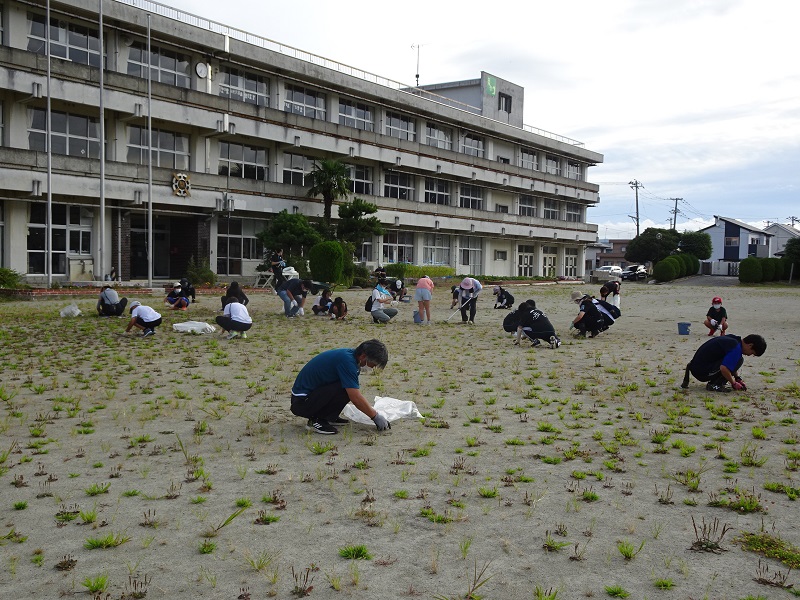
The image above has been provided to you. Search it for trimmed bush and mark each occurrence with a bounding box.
[769,257,783,281]
[677,253,693,276]
[385,264,456,279]
[309,241,345,284]
[759,257,775,282]
[186,256,217,287]
[653,259,677,282]
[738,257,762,283]
[664,256,684,278]
[688,254,700,275]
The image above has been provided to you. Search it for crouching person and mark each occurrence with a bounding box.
[290,339,391,435]
[124,301,162,337]
[515,300,561,348]
[215,297,252,340]
[97,285,128,316]
[681,333,766,392]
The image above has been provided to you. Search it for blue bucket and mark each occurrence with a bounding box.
[413,310,423,324]
[677,322,691,335]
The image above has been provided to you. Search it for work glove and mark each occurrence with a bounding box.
[372,413,391,431]
[569,323,575,330]
[734,377,747,391]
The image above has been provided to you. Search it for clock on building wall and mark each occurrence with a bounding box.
[195,62,209,78]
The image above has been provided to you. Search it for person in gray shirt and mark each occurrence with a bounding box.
[97,285,128,316]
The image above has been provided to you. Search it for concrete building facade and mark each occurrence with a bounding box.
[0,0,603,284]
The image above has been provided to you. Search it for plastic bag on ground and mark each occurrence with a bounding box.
[172,321,216,334]
[340,396,423,425]
[60,303,82,317]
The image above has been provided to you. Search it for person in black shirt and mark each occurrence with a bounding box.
[570,291,604,337]
[271,249,287,288]
[492,286,515,309]
[277,278,312,318]
[515,300,561,348]
[221,280,250,310]
[681,334,766,392]
[703,296,728,336]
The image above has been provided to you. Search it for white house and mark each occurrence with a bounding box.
[698,216,773,276]
[764,223,800,257]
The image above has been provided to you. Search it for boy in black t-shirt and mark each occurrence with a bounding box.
[681,334,766,392]
[569,291,604,338]
[704,296,728,336]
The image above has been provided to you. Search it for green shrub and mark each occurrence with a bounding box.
[652,260,677,282]
[0,268,23,289]
[738,257,762,283]
[186,256,216,287]
[768,257,782,281]
[664,256,684,278]
[309,241,345,284]
[759,258,775,282]
[779,258,794,280]
[285,255,311,278]
[689,254,700,275]
[385,264,456,279]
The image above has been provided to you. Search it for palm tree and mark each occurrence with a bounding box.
[306,159,351,230]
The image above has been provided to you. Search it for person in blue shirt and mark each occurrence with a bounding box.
[290,339,391,435]
[681,334,766,392]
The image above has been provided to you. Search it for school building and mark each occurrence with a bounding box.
[0,0,604,284]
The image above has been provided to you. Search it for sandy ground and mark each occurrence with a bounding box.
[0,279,799,600]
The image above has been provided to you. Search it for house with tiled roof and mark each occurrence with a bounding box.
[698,216,773,275]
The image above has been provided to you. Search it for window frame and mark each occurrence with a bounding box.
[27,203,92,275]
[383,172,415,201]
[565,202,582,223]
[282,153,314,186]
[498,93,512,114]
[284,84,326,119]
[567,161,582,181]
[518,194,537,217]
[218,66,270,107]
[459,184,483,210]
[543,199,560,220]
[520,148,538,171]
[382,230,414,264]
[459,235,483,275]
[422,233,451,266]
[461,133,485,158]
[347,165,373,195]
[27,12,101,67]
[545,154,561,176]
[425,122,453,150]
[424,178,450,205]
[28,108,100,159]
[385,111,416,141]
[338,99,374,131]
[724,237,739,247]
[218,141,268,181]
[127,125,189,170]
[216,216,263,276]
[127,41,190,88]
[494,250,508,261]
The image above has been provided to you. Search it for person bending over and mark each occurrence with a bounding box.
[569,291,604,338]
[681,333,766,392]
[290,339,391,435]
[215,297,253,340]
[124,301,162,337]
[97,285,128,316]
[493,286,515,309]
[515,300,561,349]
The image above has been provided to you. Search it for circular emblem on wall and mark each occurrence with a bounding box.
[172,173,191,197]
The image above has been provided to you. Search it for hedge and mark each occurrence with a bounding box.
[653,259,677,282]
[738,257,762,283]
[309,241,345,284]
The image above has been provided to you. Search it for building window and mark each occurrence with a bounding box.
[424,178,450,205]
[459,184,483,210]
[359,241,373,263]
[127,126,189,169]
[127,41,190,88]
[520,148,538,171]
[384,172,415,201]
[567,161,582,181]
[217,217,263,276]
[519,195,537,217]
[219,67,269,107]
[495,204,509,213]
[459,236,483,275]
[339,99,374,131]
[28,108,100,158]
[425,122,452,149]
[383,231,413,264]
[347,165,373,195]
[724,237,739,247]
[542,245,558,277]
[565,248,578,277]
[494,250,508,261]
[749,237,761,245]
[219,141,268,181]
[545,155,561,176]
[27,203,91,275]
[566,202,582,223]
[422,233,451,266]
[0,101,4,146]
[386,112,416,141]
[543,199,560,220]
[284,84,326,119]
[498,93,512,113]
[497,156,510,164]
[27,12,101,67]
[461,133,485,158]
[282,153,313,186]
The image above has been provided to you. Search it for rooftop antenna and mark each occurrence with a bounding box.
[411,43,424,87]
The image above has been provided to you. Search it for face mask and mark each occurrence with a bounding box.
[175,288,182,293]
[712,303,720,309]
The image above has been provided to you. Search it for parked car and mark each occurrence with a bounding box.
[621,265,647,281]
[595,265,623,276]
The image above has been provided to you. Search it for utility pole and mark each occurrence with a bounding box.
[628,180,642,237]
[669,197,682,230]
[789,216,798,227]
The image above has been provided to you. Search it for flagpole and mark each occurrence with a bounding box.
[45,0,53,287]
[147,14,153,288]
[98,0,106,282]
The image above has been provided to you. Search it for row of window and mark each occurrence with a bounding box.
[21,10,586,180]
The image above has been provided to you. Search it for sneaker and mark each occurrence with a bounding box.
[531,338,541,347]
[707,329,715,336]
[331,416,349,425]
[549,335,561,349]
[468,320,474,325]
[226,332,239,340]
[705,381,729,393]
[306,418,337,435]
[142,328,154,337]
[240,332,247,339]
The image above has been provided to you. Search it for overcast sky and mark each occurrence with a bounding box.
[159,0,800,239]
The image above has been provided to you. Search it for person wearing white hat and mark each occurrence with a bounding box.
[457,277,482,324]
[492,285,514,309]
[124,301,162,337]
[164,282,190,310]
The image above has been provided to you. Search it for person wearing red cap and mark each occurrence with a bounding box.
[704,296,728,336]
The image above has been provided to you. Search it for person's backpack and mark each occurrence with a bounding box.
[364,296,373,312]
[597,299,621,319]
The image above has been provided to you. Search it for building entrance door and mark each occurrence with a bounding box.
[130,216,170,279]
[517,244,535,277]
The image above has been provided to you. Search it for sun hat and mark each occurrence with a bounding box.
[712,296,722,304]
[492,285,501,295]
[570,290,584,302]
[461,277,474,289]
[173,282,182,288]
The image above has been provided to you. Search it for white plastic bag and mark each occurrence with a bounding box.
[172,321,216,334]
[60,303,82,317]
[340,396,423,425]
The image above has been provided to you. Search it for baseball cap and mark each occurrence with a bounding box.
[173,282,182,288]
[492,286,501,295]
[712,296,722,304]
[129,301,141,312]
